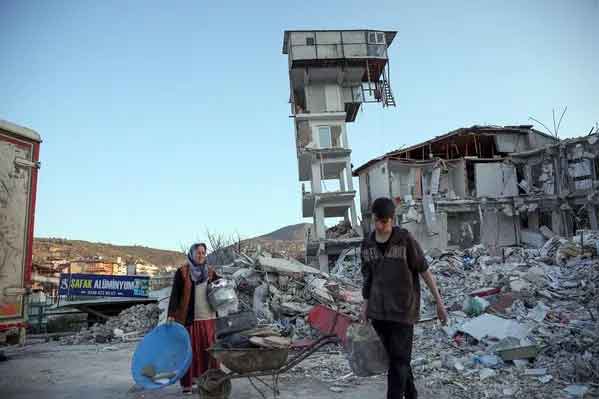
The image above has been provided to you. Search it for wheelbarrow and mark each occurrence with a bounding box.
[197,305,358,398]
[198,334,338,399]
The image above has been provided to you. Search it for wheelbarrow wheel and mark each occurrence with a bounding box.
[197,369,231,399]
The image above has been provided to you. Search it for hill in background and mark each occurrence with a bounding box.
[33,238,186,268]
[34,223,312,268]
[258,223,310,241]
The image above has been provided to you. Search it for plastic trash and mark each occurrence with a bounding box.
[344,323,388,377]
[463,296,490,316]
[131,322,192,390]
[472,354,502,368]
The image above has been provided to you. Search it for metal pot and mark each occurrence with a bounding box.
[207,279,239,315]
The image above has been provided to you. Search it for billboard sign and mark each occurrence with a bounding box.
[59,273,150,298]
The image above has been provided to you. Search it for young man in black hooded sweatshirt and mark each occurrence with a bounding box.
[360,197,448,399]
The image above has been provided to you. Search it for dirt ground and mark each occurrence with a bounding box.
[0,341,447,399]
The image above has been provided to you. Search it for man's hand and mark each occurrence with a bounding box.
[436,303,448,326]
[360,301,368,323]
[421,269,448,326]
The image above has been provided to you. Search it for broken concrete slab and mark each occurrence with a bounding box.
[527,302,549,323]
[497,344,540,361]
[540,225,555,239]
[523,368,547,376]
[306,278,335,304]
[258,256,322,276]
[458,314,532,341]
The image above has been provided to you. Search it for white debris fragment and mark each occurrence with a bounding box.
[479,368,496,380]
[563,384,589,397]
[458,314,531,341]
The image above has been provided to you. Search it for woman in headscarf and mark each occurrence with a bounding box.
[167,243,219,394]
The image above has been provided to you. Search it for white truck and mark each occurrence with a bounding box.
[0,119,41,345]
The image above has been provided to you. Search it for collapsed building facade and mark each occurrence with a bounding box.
[282,29,397,271]
[354,125,599,253]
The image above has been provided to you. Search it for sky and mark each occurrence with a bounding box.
[1,0,598,251]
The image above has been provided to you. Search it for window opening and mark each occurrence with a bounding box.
[318,126,332,148]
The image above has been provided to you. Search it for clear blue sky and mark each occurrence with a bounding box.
[1,1,598,250]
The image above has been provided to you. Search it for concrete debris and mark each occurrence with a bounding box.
[257,256,320,276]
[215,249,363,347]
[495,342,540,361]
[61,303,160,345]
[524,368,547,376]
[527,302,549,323]
[479,368,496,380]
[326,221,359,239]
[394,231,599,397]
[207,231,599,397]
[458,314,532,341]
[563,384,589,397]
[330,248,362,286]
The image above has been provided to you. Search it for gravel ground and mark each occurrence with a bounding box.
[0,341,448,399]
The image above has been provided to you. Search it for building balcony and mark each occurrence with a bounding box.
[302,190,356,218]
[298,148,351,181]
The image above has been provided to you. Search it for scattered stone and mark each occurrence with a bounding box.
[479,368,496,380]
[61,303,161,345]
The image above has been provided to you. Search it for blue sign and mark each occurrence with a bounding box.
[59,273,150,298]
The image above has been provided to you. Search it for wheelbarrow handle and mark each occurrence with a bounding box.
[208,334,340,387]
[278,335,339,374]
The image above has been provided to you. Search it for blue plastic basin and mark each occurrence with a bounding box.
[131,322,192,389]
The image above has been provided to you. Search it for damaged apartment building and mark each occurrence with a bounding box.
[354,125,599,253]
[282,29,397,271]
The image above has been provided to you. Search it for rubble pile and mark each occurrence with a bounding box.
[219,252,364,342]
[330,248,362,286]
[61,303,161,345]
[221,231,599,396]
[326,221,360,239]
[411,232,599,398]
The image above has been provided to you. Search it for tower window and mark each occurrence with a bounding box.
[318,126,332,148]
[368,32,385,44]
[306,37,315,46]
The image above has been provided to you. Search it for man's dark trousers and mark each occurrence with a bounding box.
[371,319,417,399]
